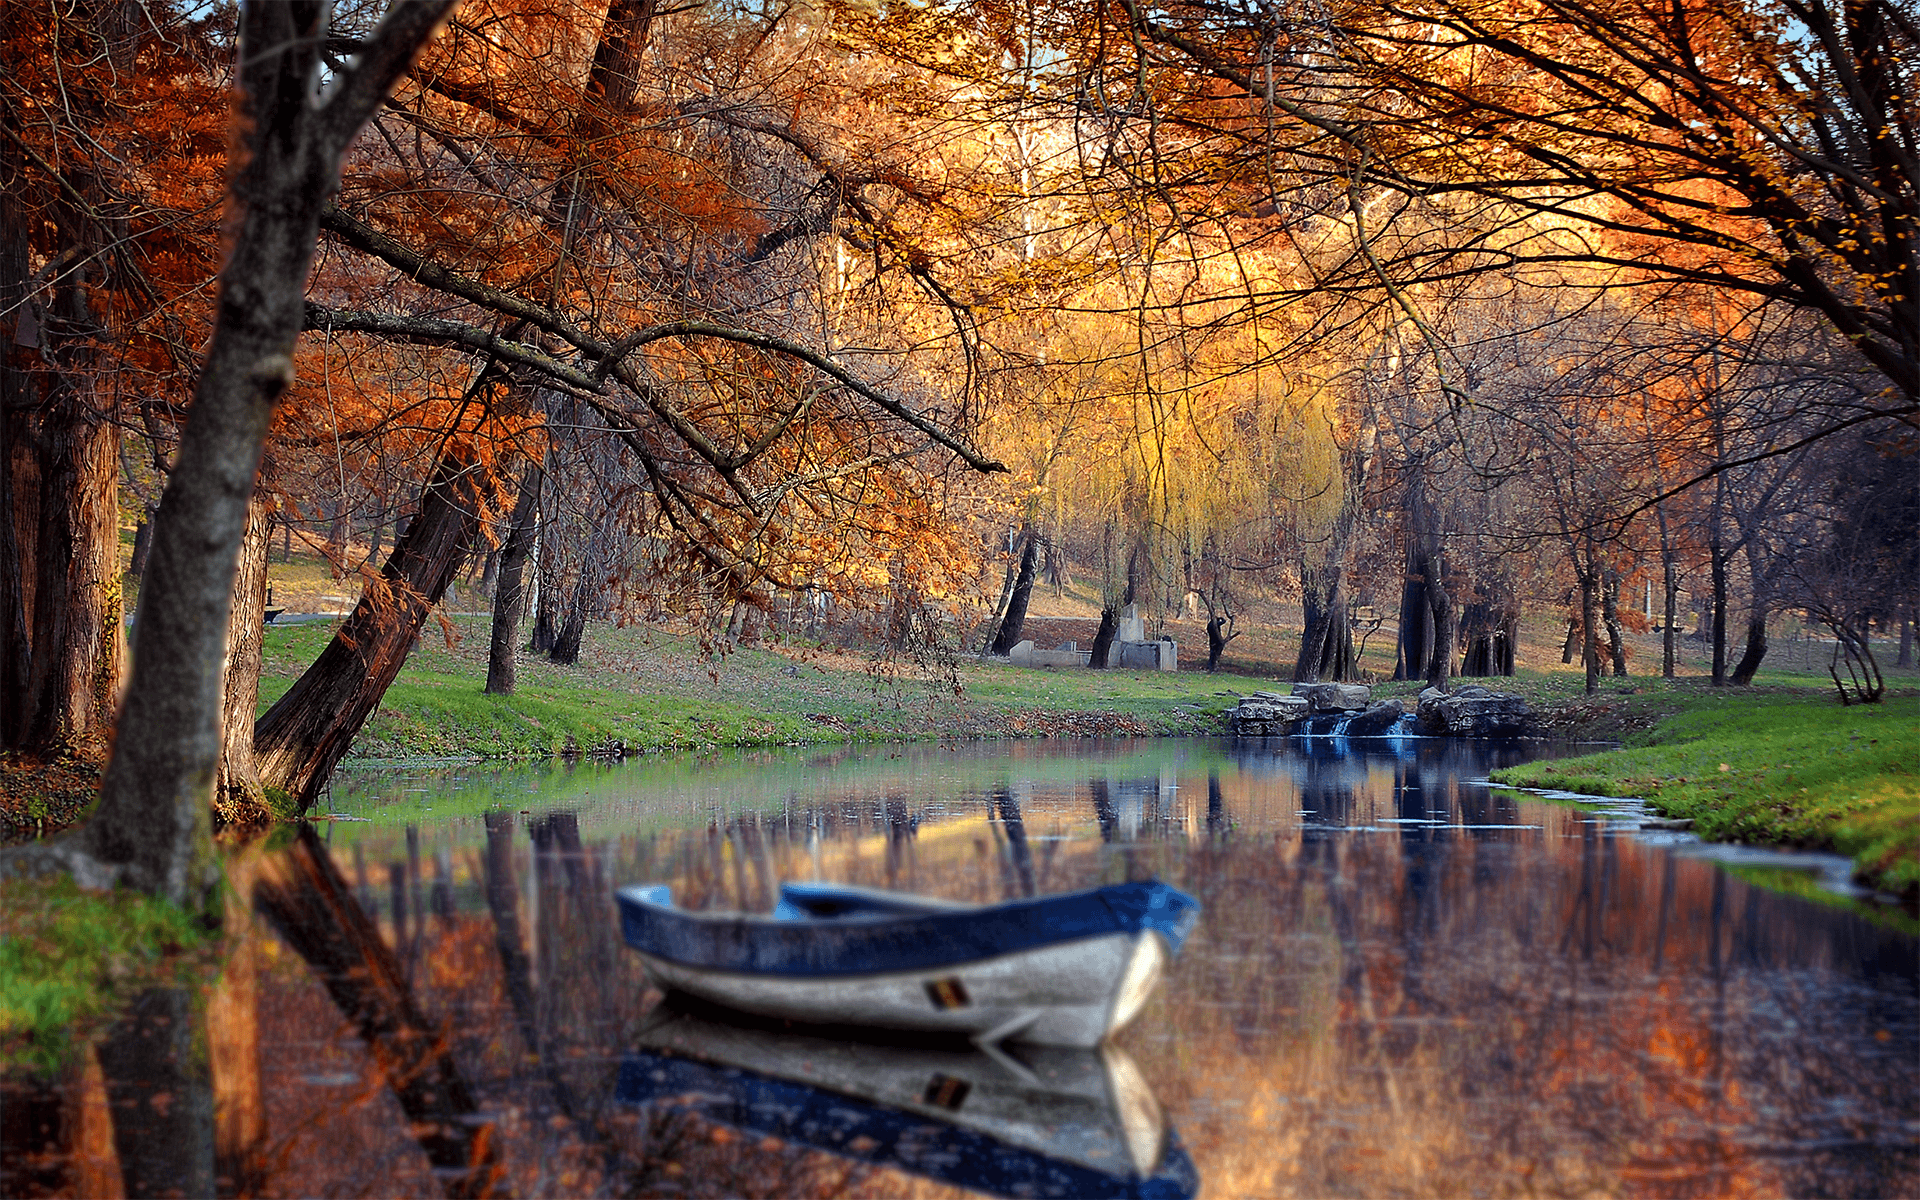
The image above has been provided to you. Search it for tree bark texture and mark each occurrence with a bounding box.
[215,496,271,825]
[17,387,121,755]
[988,528,1038,656]
[485,460,542,695]
[253,451,486,811]
[90,0,458,903]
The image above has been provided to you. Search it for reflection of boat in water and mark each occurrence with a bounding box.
[614,880,1200,1047]
[616,1007,1199,1199]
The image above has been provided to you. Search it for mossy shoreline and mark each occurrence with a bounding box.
[1491,691,1920,903]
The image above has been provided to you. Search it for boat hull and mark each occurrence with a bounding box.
[632,927,1166,1047]
[615,879,1196,1046]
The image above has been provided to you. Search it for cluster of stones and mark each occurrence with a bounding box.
[1228,681,1535,738]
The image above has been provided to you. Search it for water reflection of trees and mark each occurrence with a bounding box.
[8,744,1911,1198]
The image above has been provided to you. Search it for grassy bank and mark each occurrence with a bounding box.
[255,615,1257,759]
[1491,691,1920,901]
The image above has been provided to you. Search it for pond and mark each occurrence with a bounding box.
[4,736,1915,1198]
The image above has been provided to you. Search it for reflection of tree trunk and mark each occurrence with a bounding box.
[988,528,1037,656]
[991,787,1035,898]
[254,826,502,1197]
[217,495,272,824]
[95,988,216,1199]
[1090,778,1116,842]
[485,460,542,695]
[252,452,487,812]
[208,918,266,1194]
[483,811,541,1072]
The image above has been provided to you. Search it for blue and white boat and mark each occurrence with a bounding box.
[613,879,1200,1047]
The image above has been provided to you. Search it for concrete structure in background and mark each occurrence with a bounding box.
[1009,640,1094,668]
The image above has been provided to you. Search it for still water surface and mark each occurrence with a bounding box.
[8,737,1917,1198]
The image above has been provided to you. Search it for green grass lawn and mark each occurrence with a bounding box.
[1492,690,1920,899]
[257,615,1269,759]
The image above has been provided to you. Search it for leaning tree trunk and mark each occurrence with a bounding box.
[253,451,485,812]
[1730,539,1771,685]
[988,528,1038,656]
[1730,610,1769,686]
[485,460,542,695]
[83,1,458,905]
[216,496,273,825]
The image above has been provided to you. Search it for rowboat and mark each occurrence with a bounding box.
[613,879,1200,1047]
[617,1005,1199,1199]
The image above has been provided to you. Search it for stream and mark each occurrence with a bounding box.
[3,736,1914,1197]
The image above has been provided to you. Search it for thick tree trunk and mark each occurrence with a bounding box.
[1561,616,1580,664]
[485,460,541,695]
[1087,605,1118,670]
[0,136,34,744]
[1295,570,1355,682]
[1580,564,1602,695]
[1730,611,1768,685]
[549,574,591,664]
[253,452,486,812]
[1206,614,1237,672]
[216,497,272,825]
[1393,564,1430,682]
[1296,410,1375,683]
[1459,599,1516,676]
[1709,517,1729,686]
[988,528,1038,655]
[529,530,558,654]
[128,510,155,581]
[1601,570,1628,677]
[1423,562,1455,691]
[89,1,457,904]
[94,988,216,1199]
[19,380,122,756]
